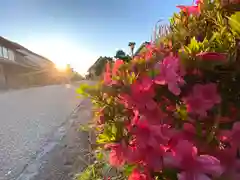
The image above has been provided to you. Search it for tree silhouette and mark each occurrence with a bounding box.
[115,49,131,62]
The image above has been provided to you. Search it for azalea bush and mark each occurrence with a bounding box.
[77,0,240,180]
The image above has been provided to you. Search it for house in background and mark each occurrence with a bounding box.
[0,36,62,89]
[87,56,113,79]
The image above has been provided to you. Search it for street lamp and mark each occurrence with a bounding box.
[128,42,136,59]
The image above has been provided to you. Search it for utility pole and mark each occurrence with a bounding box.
[128,42,136,59]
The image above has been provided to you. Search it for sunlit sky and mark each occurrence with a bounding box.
[0,0,192,74]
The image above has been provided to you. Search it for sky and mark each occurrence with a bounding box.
[0,0,192,74]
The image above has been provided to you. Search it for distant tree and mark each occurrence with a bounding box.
[66,64,74,75]
[85,73,91,80]
[65,64,74,81]
[115,49,131,62]
[115,50,126,59]
[71,72,83,81]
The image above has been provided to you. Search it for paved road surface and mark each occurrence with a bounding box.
[0,84,82,180]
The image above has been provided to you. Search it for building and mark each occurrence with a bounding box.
[0,36,61,89]
[87,56,113,79]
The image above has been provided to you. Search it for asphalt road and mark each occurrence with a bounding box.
[0,84,82,180]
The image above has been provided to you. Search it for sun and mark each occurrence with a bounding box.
[55,63,67,71]
[23,37,98,74]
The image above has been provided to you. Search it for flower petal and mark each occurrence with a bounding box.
[196,155,224,177]
[178,172,211,180]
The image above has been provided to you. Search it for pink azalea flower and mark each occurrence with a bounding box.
[139,75,153,91]
[104,177,111,180]
[128,168,152,180]
[184,83,221,116]
[193,83,221,104]
[195,83,221,105]
[196,52,227,62]
[173,140,223,180]
[97,115,105,125]
[96,108,105,125]
[195,0,203,5]
[141,107,166,124]
[120,80,157,112]
[154,56,185,95]
[188,68,203,77]
[177,5,200,16]
[124,139,143,163]
[112,59,124,76]
[105,142,127,167]
[133,120,169,149]
[177,172,211,180]
[229,122,240,146]
[145,43,158,60]
[126,143,165,171]
[177,0,202,16]
[103,59,124,85]
[169,123,197,149]
[213,146,240,179]
[128,121,170,170]
[184,93,209,116]
[147,147,166,170]
[131,109,140,125]
[104,62,112,85]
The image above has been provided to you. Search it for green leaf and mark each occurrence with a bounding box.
[95,150,104,161]
[79,124,91,132]
[209,32,218,44]
[106,97,112,104]
[111,124,117,136]
[161,168,178,180]
[196,121,202,137]
[123,164,136,176]
[220,27,227,36]
[188,37,200,53]
[176,104,187,121]
[183,46,192,54]
[76,83,91,96]
[217,12,223,24]
[96,133,111,144]
[76,166,93,180]
[128,72,137,84]
[96,123,119,144]
[228,12,240,35]
[102,164,112,175]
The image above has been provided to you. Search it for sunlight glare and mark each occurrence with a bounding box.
[55,63,67,71]
[23,37,98,74]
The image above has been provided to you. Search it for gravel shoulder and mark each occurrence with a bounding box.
[16,98,92,180]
